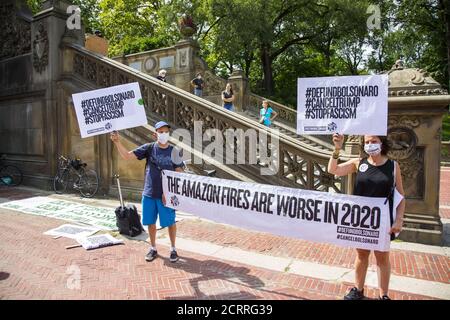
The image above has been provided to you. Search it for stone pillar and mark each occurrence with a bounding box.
[227,69,248,112]
[386,67,450,245]
[174,38,199,93]
[28,0,84,188]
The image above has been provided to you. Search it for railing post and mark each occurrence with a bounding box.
[228,70,248,112]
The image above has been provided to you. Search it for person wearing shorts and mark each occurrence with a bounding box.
[110,121,184,263]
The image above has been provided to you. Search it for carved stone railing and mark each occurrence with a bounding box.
[245,93,297,125]
[62,43,348,193]
[203,69,227,97]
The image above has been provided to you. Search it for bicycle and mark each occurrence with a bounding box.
[0,154,23,186]
[53,155,99,198]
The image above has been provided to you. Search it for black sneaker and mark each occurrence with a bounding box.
[169,250,179,263]
[344,287,365,300]
[145,248,157,262]
[379,295,391,300]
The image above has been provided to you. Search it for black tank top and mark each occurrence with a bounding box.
[354,158,395,236]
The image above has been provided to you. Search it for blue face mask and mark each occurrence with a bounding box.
[364,143,382,156]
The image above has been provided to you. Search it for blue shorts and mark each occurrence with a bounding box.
[141,195,176,228]
[224,103,233,111]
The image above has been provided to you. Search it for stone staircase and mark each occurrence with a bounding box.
[60,42,350,197]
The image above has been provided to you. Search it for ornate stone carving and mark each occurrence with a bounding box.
[149,88,168,117]
[179,50,187,67]
[144,57,156,72]
[67,45,347,195]
[175,101,194,130]
[197,110,216,133]
[98,64,112,87]
[0,3,31,60]
[86,58,97,83]
[397,149,424,199]
[388,115,420,129]
[203,70,226,96]
[387,67,448,96]
[387,126,418,160]
[74,53,84,76]
[33,22,49,73]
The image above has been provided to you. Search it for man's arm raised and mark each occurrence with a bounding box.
[110,131,137,160]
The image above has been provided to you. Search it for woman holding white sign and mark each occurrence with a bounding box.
[327,134,405,300]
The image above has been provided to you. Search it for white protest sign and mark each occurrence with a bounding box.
[75,234,124,250]
[163,171,391,252]
[44,224,100,239]
[72,82,147,138]
[297,75,388,135]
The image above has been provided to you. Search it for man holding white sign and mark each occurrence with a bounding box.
[72,82,147,138]
[111,121,184,263]
[328,134,405,300]
[297,75,388,135]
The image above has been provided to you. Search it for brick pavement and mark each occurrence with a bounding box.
[0,211,436,300]
[175,220,449,284]
[0,167,449,300]
[440,167,450,217]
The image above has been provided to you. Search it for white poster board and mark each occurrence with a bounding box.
[76,234,124,250]
[44,224,100,239]
[72,82,147,138]
[297,75,388,135]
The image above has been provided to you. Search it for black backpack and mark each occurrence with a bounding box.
[114,175,144,237]
[115,204,144,237]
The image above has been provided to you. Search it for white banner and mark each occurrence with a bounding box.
[297,75,388,135]
[162,171,392,251]
[72,82,147,138]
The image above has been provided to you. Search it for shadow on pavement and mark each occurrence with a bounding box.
[160,256,306,300]
[0,272,10,281]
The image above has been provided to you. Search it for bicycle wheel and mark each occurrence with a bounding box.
[0,165,23,186]
[78,169,99,198]
[53,169,69,194]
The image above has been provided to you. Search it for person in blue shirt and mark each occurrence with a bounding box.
[259,100,278,127]
[110,121,184,263]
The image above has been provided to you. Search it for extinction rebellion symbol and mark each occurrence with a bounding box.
[105,122,112,130]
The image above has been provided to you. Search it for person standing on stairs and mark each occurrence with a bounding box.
[259,100,278,127]
[110,121,184,263]
[191,72,204,97]
[156,69,167,82]
[222,83,235,111]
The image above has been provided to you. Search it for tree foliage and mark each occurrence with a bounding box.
[25,0,449,106]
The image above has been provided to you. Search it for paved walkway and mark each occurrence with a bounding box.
[0,168,449,300]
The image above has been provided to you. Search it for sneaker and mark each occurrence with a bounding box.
[379,295,391,300]
[145,248,157,262]
[344,287,365,300]
[169,250,179,263]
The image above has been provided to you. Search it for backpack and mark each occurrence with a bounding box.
[114,175,144,237]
